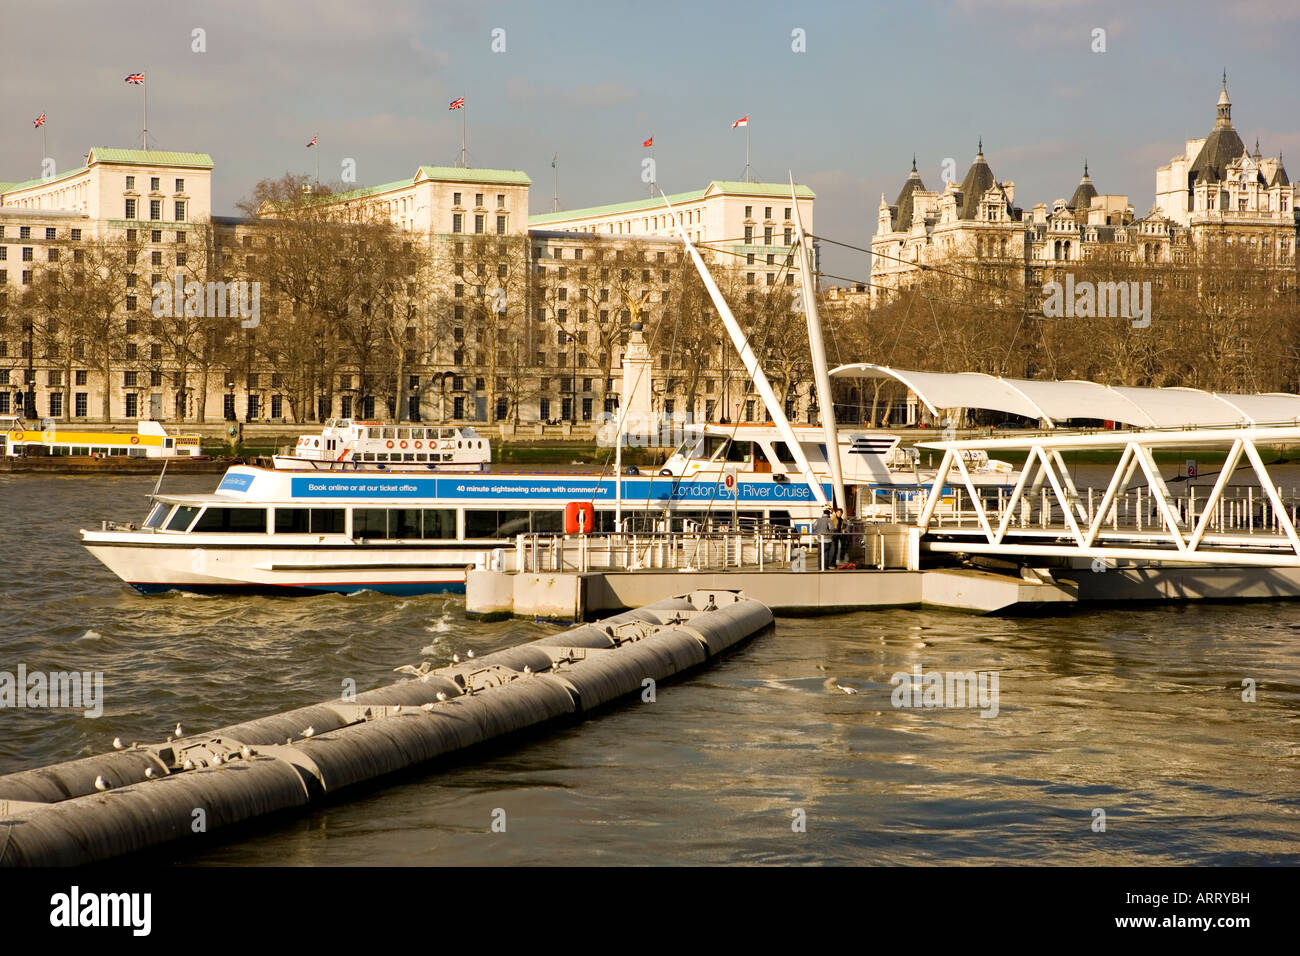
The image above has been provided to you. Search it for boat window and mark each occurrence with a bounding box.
[423,509,456,539]
[275,508,345,534]
[702,435,729,460]
[364,452,376,461]
[465,509,533,538]
[410,427,425,439]
[350,508,455,539]
[726,441,754,463]
[353,509,389,540]
[771,441,796,464]
[532,510,564,534]
[191,507,268,533]
[143,504,170,529]
[164,505,200,532]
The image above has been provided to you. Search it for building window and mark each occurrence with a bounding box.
[271,394,283,419]
[18,226,30,239]
[125,295,137,311]
[475,215,485,233]
[152,229,162,242]
[126,343,138,360]
[174,201,186,222]
[124,371,138,387]
[452,213,463,233]
[49,392,63,418]
[150,177,160,191]
[764,226,772,244]
[22,247,33,262]
[151,250,163,266]
[75,393,88,417]
[784,207,792,220]
[496,215,506,234]
[475,193,484,207]
[75,370,87,386]
[71,228,82,240]
[124,393,138,417]
[149,200,161,220]
[744,205,752,218]
[744,225,752,242]
[45,227,56,240]
[125,175,135,191]
[150,370,162,387]
[175,178,184,192]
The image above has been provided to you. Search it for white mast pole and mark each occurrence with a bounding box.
[660,191,829,508]
[790,174,845,510]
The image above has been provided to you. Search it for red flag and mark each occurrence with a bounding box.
[306,136,318,148]
[449,96,465,110]
[642,136,653,148]
[125,72,145,85]
[732,115,749,129]
[33,113,46,129]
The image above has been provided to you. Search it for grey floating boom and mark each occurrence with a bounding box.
[0,590,772,866]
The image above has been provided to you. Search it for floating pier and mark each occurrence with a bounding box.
[0,590,772,867]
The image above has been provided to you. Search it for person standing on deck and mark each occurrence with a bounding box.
[813,508,834,570]
[832,506,848,565]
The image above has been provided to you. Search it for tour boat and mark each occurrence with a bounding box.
[273,419,490,471]
[80,422,1016,595]
[1,417,203,459]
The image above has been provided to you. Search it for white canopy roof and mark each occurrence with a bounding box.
[829,364,1300,428]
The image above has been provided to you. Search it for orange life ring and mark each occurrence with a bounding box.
[13,431,24,441]
[386,440,394,449]
[399,440,408,449]
[130,435,140,445]
[414,441,422,449]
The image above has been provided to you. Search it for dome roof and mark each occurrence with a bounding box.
[1068,161,1098,210]
[958,141,998,219]
[892,156,926,230]
[1190,75,1246,184]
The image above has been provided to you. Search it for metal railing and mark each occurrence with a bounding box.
[514,526,890,574]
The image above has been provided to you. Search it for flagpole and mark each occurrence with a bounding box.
[461,96,467,168]
[745,119,750,183]
[41,123,47,169]
[142,72,149,150]
[649,140,655,198]
[552,154,559,212]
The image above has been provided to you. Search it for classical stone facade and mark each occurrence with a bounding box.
[870,79,1296,305]
[1,146,816,427]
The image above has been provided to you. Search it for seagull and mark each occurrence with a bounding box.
[435,692,448,702]
[394,704,403,714]
[182,759,195,771]
[112,737,124,751]
[452,653,461,664]
[145,767,156,779]
[174,723,184,738]
[421,702,436,712]
[466,650,475,659]
[94,775,109,792]
[303,726,315,738]
[836,683,858,695]
[211,753,223,765]
[240,745,253,760]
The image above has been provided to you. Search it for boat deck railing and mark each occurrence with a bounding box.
[513,526,887,574]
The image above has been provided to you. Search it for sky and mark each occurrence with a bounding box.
[3,0,1298,281]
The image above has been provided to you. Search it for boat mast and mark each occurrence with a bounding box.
[790,174,846,510]
[660,192,829,508]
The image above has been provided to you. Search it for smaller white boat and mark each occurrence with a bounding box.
[273,419,490,472]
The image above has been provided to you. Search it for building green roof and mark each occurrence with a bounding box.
[0,165,91,195]
[416,166,532,185]
[528,180,814,225]
[87,148,214,168]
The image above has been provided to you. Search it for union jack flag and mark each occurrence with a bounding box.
[449,96,465,110]
[125,72,145,85]
[33,113,46,129]
[643,136,653,148]
[306,136,318,148]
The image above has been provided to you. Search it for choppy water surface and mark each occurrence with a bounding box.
[1,473,1297,865]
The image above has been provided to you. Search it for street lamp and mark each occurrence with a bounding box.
[225,381,235,422]
[23,319,36,420]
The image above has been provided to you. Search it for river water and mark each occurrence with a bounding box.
[1,473,1297,865]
